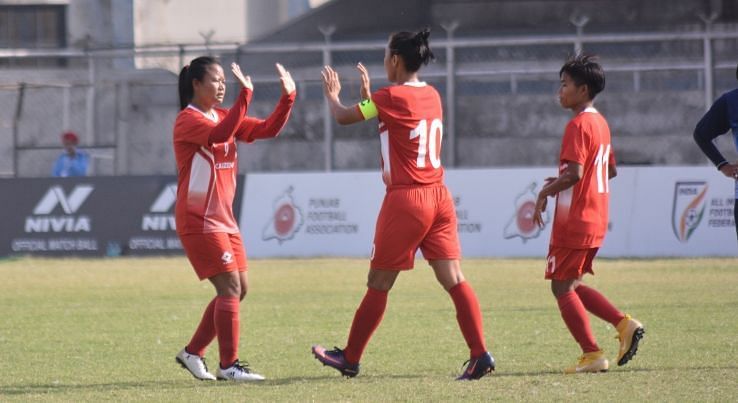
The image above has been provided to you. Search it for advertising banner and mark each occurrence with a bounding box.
[1,168,733,258]
[602,167,736,257]
[239,167,736,258]
[0,176,244,257]
[239,172,384,258]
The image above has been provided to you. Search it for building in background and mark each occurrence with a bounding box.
[0,0,331,69]
[1,0,737,178]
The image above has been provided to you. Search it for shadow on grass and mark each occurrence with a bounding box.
[0,374,427,397]
[264,373,424,386]
[0,380,203,396]
[3,366,736,396]
[491,365,738,378]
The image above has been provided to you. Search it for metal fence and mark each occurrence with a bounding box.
[1,21,737,177]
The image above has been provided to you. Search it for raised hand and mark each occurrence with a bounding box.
[321,65,341,100]
[231,63,253,91]
[357,62,371,100]
[276,63,296,96]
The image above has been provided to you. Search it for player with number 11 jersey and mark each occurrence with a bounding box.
[533,54,644,375]
[550,106,615,249]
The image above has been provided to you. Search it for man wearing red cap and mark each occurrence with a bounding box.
[52,131,89,177]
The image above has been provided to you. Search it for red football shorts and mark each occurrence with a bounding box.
[371,184,460,270]
[179,232,247,280]
[545,246,599,280]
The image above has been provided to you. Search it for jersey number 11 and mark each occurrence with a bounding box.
[594,144,611,194]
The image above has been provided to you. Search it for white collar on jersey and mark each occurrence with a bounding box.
[402,81,427,87]
[187,104,219,123]
[582,106,598,114]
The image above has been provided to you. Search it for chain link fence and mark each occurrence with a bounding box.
[2,24,737,177]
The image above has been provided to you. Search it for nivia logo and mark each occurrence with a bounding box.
[150,184,177,213]
[33,185,93,214]
[25,185,94,233]
[142,183,177,231]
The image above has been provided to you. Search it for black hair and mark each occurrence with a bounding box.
[559,54,606,100]
[178,56,219,110]
[735,62,738,81]
[388,28,435,73]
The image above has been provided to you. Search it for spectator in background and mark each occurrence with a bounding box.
[693,63,738,240]
[51,131,89,177]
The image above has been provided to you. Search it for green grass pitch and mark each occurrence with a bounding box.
[0,257,736,401]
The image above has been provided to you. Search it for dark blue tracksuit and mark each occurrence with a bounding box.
[693,88,738,239]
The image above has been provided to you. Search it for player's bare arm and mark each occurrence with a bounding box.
[321,65,364,125]
[533,162,583,227]
[231,63,253,91]
[276,63,296,95]
[718,162,738,179]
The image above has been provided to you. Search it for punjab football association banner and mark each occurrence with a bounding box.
[240,168,561,259]
[239,172,385,258]
[444,168,556,257]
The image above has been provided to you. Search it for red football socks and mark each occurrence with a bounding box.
[448,281,488,358]
[186,297,217,357]
[575,285,626,327]
[343,287,388,365]
[557,291,600,353]
[214,296,240,368]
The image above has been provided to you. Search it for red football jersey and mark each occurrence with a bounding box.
[551,108,616,248]
[173,90,295,235]
[371,83,445,187]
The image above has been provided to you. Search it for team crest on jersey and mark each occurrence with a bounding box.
[503,182,549,242]
[262,186,304,244]
[672,181,708,242]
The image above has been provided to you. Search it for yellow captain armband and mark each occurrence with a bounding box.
[358,98,378,120]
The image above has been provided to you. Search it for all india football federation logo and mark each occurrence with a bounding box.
[262,186,304,244]
[672,181,708,242]
[503,182,549,242]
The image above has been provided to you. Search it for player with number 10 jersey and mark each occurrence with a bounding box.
[311,28,494,381]
[370,83,444,187]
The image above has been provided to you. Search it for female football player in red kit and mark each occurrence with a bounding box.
[173,56,296,381]
[311,29,495,380]
[533,54,644,374]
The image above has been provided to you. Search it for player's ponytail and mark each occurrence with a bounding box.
[389,27,435,73]
[178,56,219,110]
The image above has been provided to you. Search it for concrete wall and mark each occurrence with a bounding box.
[4,74,735,178]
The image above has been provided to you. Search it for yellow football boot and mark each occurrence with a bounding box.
[564,350,609,374]
[616,314,644,366]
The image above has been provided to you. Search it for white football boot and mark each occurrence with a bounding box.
[176,348,217,380]
[216,360,265,382]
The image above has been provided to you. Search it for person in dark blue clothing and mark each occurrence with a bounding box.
[693,64,738,240]
[52,131,89,177]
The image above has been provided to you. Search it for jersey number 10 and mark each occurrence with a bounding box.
[410,119,443,169]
